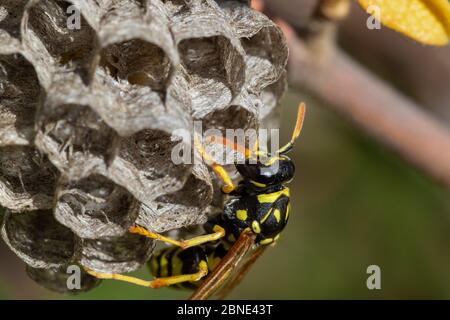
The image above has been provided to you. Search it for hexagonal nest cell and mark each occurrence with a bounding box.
[0,0,288,293]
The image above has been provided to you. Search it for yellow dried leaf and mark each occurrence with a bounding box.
[359,0,450,46]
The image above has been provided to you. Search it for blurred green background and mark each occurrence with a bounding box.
[1,89,449,299]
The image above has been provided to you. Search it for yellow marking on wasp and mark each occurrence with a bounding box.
[273,209,281,223]
[261,207,273,224]
[260,238,273,245]
[159,250,169,277]
[285,204,290,221]
[208,256,222,271]
[228,234,236,242]
[252,221,261,234]
[257,188,290,203]
[171,251,183,276]
[250,180,266,188]
[150,254,159,276]
[274,234,280,242]
[236,210,248,221]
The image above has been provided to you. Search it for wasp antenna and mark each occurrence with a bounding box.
[277,102,306,154]
[203,135,253,159]
[292,102,306,143]
[252,138,260,155]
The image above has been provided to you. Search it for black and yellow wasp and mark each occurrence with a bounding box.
[87,103,306,299]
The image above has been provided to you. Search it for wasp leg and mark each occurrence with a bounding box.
[129,225,226,249]
[194,136,236,194]
[85,261,208,289]
[177,225,226,249]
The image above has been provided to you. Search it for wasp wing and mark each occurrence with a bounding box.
[216,244,267,300]
[189,230,256,300]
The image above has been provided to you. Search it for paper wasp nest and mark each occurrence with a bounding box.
[0,0,287,293]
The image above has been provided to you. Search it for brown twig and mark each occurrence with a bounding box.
[255,0,450,188]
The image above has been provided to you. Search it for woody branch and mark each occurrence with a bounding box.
[257,0,450,188]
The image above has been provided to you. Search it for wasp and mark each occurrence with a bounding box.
[86,103,306,300]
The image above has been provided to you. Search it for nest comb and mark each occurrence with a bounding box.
[0,0,288,293]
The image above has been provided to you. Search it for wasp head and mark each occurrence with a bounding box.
[236,154,295,189]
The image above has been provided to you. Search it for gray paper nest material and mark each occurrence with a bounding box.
[0,53,41,146]
[1,209,76,269]
[0,0,288,292]
[55,174,137,239]
[27,264,101,293]
[0,146,57,211]
[77,233,155,274]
